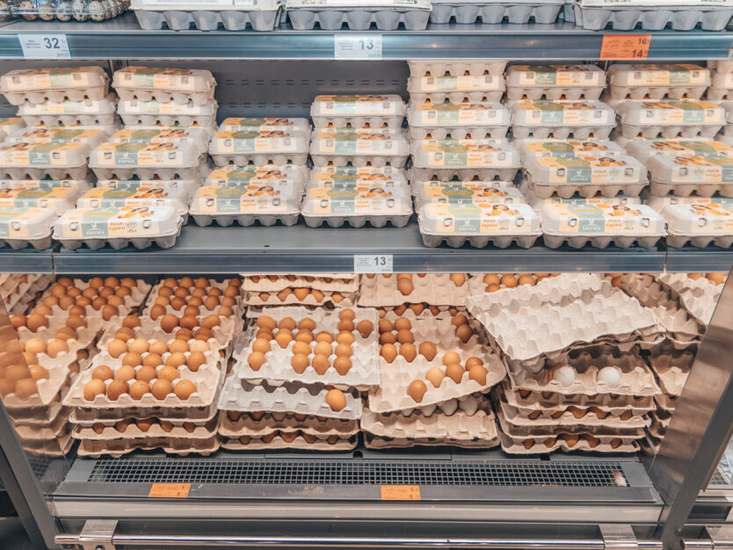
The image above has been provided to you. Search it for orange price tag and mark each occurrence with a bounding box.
[600,34,651,60]
[148,483,191,498]
[380,485,421,501]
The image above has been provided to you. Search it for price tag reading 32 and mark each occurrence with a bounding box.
[354,254,393,274]
[334,34,383,60]
[599,34,651,60]
[18,34,71,59]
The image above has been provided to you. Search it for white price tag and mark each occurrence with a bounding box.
[334,34,382,60]
[354,254,393,274]
[18,34,70,59]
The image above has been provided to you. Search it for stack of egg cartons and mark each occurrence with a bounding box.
[358,273,503,448]
[407,61,537,248]
[197,117,310,227]
[468,274,662,454]
[303,95,411,228]
[241,274,359,308]
[218,306,373,450]
[0,67,115,249]
[65,277,241,457]
[610,64,733,250]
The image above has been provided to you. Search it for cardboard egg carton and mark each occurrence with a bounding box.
[286,0,430,30]
[218,375,362,420]
[13,406,71,443]
[221,433,357,451]
[0,67,110,106]
[21,432,75,458]
[505,65,606,101]
[143,278,244,308]
[71,414,218,440]
[358,274,471,307]
[407,61,508,79]
[646,341,696,397]
[112,67,217,106]
[218,410,359,438]
[575,4,733,31]
[496,427,641,455]
[243,289,357,308]
[242,274,357,293]
[77,434,220,458]
[655,393,677,412]
[657,273,723,325]
[467,273,557,296]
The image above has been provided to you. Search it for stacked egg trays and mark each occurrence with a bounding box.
[63,276,242,457]
[241,274,359,308]
[0,273,54,315]
[467,273,664,454]
[4,276,150,456]
[218,305,378,451]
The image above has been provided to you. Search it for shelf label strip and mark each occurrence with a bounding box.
[18,34,70,59]
[600,34,651,60]
[334,34,383,60]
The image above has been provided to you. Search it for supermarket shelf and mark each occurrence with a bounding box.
[0,248,53,274]
[52,220,668,274]
[665,248,733,273]
[0,14,732,60]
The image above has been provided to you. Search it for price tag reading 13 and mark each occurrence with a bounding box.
[599,34,651,60]
[334,34,383,60]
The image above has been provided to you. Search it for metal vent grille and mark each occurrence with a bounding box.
[30,458,51,481]
[88,458,628,487]
[710,466,730,486]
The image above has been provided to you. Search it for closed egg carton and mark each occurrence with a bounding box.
[310,126,409,167]
[89,140,203,181]
[606,64,710,101]
[131,0,284,32]
[517,138,628,163]
[407,72,505,104]
[615,99,725,140]
[210,129,309,167]
[407,100,510,140]
[0,118,26,140]
[108,127,209,157]
[428,0,565,25]
[243,289,357,308]
[710,71,733,101]
[17,94,117,124]
[113,67,216,106]
[218,375,362,420]
[221,432,357,451]
[218,410,359,438]
[8,127,109,150]
[0,141,90,180]
[623,138,733,164]
[0,207,54,250]
[662,201,733,248]
[117,98,218,129]
[657,272,724,325]
[98,178,200,197]
[242,274,357,294]
[505,344,662,397]
[0,67,110,106]
[496,425,641,455]
[506,65,606,101]
[310,95,406,129]
[408,61,508,79]
[206,162,308,189]
[72,414,218,440]
[359,274,471,307]
[509,100,616,140]
[77,433,220,458]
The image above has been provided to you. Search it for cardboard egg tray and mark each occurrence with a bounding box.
[359,274,471,307]
[221,433,357,451]
[380,304,461,322]
[242,274,357,294]
[428,0,563,25]
[2,354,82,413]
[406,88,505,106]
[645,341,696,397]
[14,407,71,443]
[39,277,151,308]
[218,410,359,438]
[112,67,217,106]
[466,273,567,297]
[496,425,641,455]
[286,0,431,30]
[218,375,363,420]
[143,278,243,308]
[573,4,733,31]
[21,433,75,458]
[71,414,218,440]
[0,67,110,106]
[657,273,723,326]
[77,433,220,458]
[502,379,656,410]
[407,61,508,79]
[243,290,357,308]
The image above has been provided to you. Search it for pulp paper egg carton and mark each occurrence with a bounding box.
[17,96,118,128]
[509,100,616,140]
[615,100,726,140]
[662,201,733,248]
[2,356,81,415]
[407,73,505,104]
[573,1,733,31]
[647,343,695,397]
[89,141,203,180]
[131,0,282,30]
[657,272,724,325]
[113,67,216,105]
[310,165,408,191]
[117,98,218,128]
[72,414,217,440]
[286,0,430,30]
[219,410,359,438]
[379,304,464,322]
[0,67,109,106]
[410,138,521,182]
[522,153,649,199]
[0,118,26,141]
[77,433,220,458]
[466,272,560,296]
[406,101,511,140]
[408,60,508,80]
[359,273,470,307]
[624,138,733,165]
[606,64,710,101]
[7,127,108,150]
[17,315,105,347]
[0,206,56,250]
[708,71,733,102]
[361,399,499,449]
[468,281,659,364]
[517,138,627,162]
[310,126,410,167]
[141,278,244,317]
[506,65,606,101]
[1,273,53,314]
[218,375,363,420]
[109,127,209,156]
[14,407,71,444]
[310,95,406,129]
[0,141,90,180]
[412,180,524,209]
[77,186,189,222]
[220,117,311,135]
[221,432,357,451]
[0,185,77,214]
[655,393,678,412]
[53,205,183,251]
[206,163,308,190]
[301,183,412,229]
[243,289,357,308]
[428,0,563,25]
[242,274,357,294]
[209,129,309,167]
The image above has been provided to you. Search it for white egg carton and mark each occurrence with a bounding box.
[117,98,218,128]
[624,138,733,165]
[209,130,309,167]
[310,165,408,189]
[310,126,409,167]
[109,127,209,156]
[301,183,412,229]
[509,100,616,140]
[657,272,723,325]
[286,0,430,29]
[0,206,55,250]
[190,183,301,228]
[573,2,733,31]
[126,123,218,142]
[219,117,311,134]
[708,71,733,101]
[407,101,511,140]
[53,205,183,251]
[113,67,216,106]
[540,201,666,249]
[72,415,218,440]
[132,0,283,31]
[606,64,710,100]
[7,127,108,150]
[0,67,109,106]
[408,61,508,80]
[311,95,406,129]
[206,163,307,189]
[0,141,90,180]
[77,433,220,458]
[647,342,695,397]
[413,180,523,208]
[506,65,606,101]
[662,201,733,248]
[615,100,726,139]
[518,138,627,162]
[219,410,359,438]
[218,375,362,420]
[428,0,563,25]
[359,273,470,307]
[0,118,26,142]
[89,141,203,180]
[243,289,357,308]
[407,74,505,104]
[0,185,77,214]
[410,138,521,181]
[221,433,356,451]
[17,96,118,128]
[77,186,189,220]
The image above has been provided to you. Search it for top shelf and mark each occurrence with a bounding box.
[1,13,733,59]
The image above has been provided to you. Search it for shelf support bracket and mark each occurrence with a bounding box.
[601,524,638,550]
[79,520,117,550]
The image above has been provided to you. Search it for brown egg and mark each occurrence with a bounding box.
[201,315,220,330]
[299,318,317,332]
[44,295,60,308]
[160,421,173,433]
[338,308,356,321]
[379,332,397,345]
[425,367,445,388]
[278,317,296,331]
[418,342,437,361]
[518,275,535,286]
[399,343,417,362]
[409,304,425,315]
[55,327,77,340]
[396,329,414,344]
[312,341,330,357]
[135,419,153,432]
[143,354,163,369]
[50,283,67,297]
[289,288,307,301]
[99,304,118,321]
[203,296,220,311]
[65,316,86,331]
[187,352,207,372]
[291,341,310,356]
[91,296,107,311]
[482,274,500,287]
[189,296,203,308]
[291,354,309,374]
[155,296,171,307]
[315,331,333,343]
[312,354,330,375]
[122,352,143,367]
[83,379,106,401]
[0,379,13,397]
[58,295,75,310]
[295,331,314,344]
[501,274,517,288]
[76,296,92,308]
[331,356,350,375]
[163,278,177,288]
[326,389,347,411]
[33,305,53,316]
[27,314,48,332]
[275,330,293,349]
[450,273,466,287]
[337,320,355,332]
[248,352,267,371]
[4,365,29,383]
[104,276,120,288]
[166,352,187,369]
[455,325,473,344]
[149,340,168,356]
[175,287,190,299]
[129,380,150,400]
[194,277,209,288]
[25,338,46,355]
[194,328,212,342]
[442,352,461,366]
[465,357,483,369]
[122,315,141,329]
[152,379,173,400]
[391,318,409,332]
[313,289,327,302]
[259,292,271,302]
[378,319,394,334]
[107,380,129,401]
[127,338,148,354]
[160,314,179,333]
[168,340,189,354]
[115,365,136,382]
[336,332,355,345]
[116,286,132,298]
[29,365,48,381]
[157,365,179,383]
[707,272,726,285]
[92,365,114,381]
[397,278,414,296]
[14,379,38,399]
[445,364,465,384]
[176,328,193,340]
[251,338,271,354]
[335,343,352,357]
[135,366,156,384]
[180,316,199,330]
[255,328,273,341]
[257,315,277,330]
[277,288,292,302]
[22,351,37,365]
[10,315,27,329]
[191,288,206,299]
[407,380,428,403]
[181,305,199,318]
[380,343,398,363]
[174,379,197,400]
[356,320,374,338]
[468,365,488,385]
[115,327,135,341]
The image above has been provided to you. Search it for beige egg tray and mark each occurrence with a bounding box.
[358,274,471,307]
[14,406,71,443]
[145,278,241,301]
[380,305,459,322]
[72,415,218,440]
[657,273,723,326]
[497,430,640,455]
[21,433,75,458]
[18,314,106,346]
[243,290,358,308]
[407,61,508,79]
[245,305,379,332]
[655,393,678,412]
[3,352,83,411]
[141,300,247,323]
[364,433,498,449]
[218,411,359,438]
[647,346,695,397]
[40,277,151,305]
[77,434,220,458]
[218,375,362,420]
[221,433,358,451]
[241,274,358,293]
[467,273,561,296]
[500,379,656,410]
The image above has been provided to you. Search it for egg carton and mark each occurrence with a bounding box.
[17,93,116,119]
[407,61,508,79]
[310,95,406,130]
[286,0,430,30]
[606,64,710,100]
[466,273,561,296]
[89,142,203,181]
[77,187,189,222]
[359,274,470,307]
[505,65,605,101]
[8,127,109,150]
[0,118,25,141]
[428,0,562,24]
[301,186,412,229]
[131,0,282,30]
[205,163,308,190]
[708,72,733,101]
[509,99,616,140]
[0,67,110,106]
[210,130,309,167]
[221,432,357,451]
[517,138,627,162]
[662,202,733,248]
[412,180,523,208]
[113,67,216,106]
[108,127,209,157]
[624,138,733,165]
[657,272,722,325]
[0,140,90,180]
[407,101,511,140]
[573,2,733,30]
[219,118,311,134]
[218,375,362,420]
[243,290,357,308]
[218,410,359,438]
[72,414,217,440]
[647,347,694,398]
[77,433,219,458]
[39,276,150,307]
[410,138,521,182]
[18,318,106,350]
[2,354,81,413]
[407,75,505,104]
[649,180,733,199]
[615,100,726,140]
[241,274,357,294]
[0,206,52,250]
[641,153,733,197]
[310,127,410,167]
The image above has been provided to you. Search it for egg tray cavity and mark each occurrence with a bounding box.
[19,316,106,349]
[40,277,152,308]
[242,274,357,294]
[221,433,358,451]
[218,410,359,438]
[647,344,696,397]
[359,274,470,307]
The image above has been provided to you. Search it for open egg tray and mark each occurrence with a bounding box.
[77,433,220,458]
[657,273,723,326]
[14,407,71,443]
[359,274,471,307]
[286,0,431,30]
[221,433,357,451]
[143,278,242,303]
[242,274,357,294]
[218,410,359,438]
[72,413,217,440]
[573,4,733,31]
[18,316,106,348]
[0,67,110,107]
[243,290,357,308]
[428,0,563,25]
[466,273,564,297]
[40,277,151,308]
[646,342,696,397]
[2,353,83,413]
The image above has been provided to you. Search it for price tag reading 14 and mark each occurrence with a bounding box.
[599,34,651,60]
[334,34,383,60]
